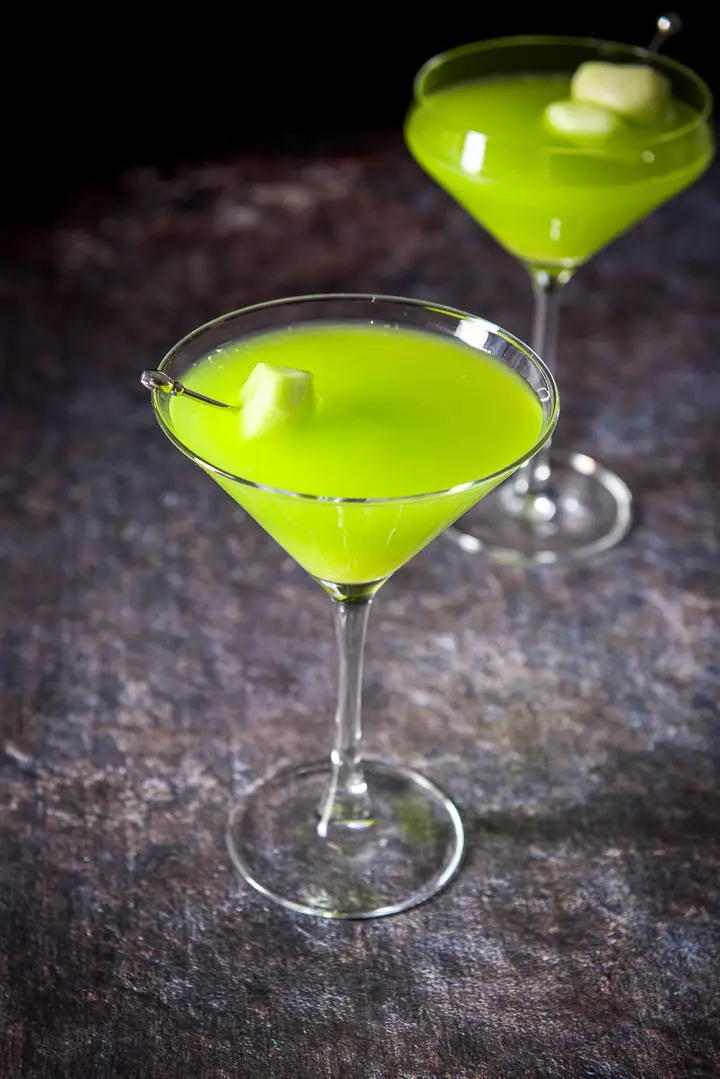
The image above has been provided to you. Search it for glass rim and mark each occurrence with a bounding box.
[151,292,559,505]
[412,34,714,150]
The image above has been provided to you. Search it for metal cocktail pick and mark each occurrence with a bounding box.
[141,370,231,409]
[648,12,682,52]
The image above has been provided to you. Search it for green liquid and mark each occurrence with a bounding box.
[168,322,543,584]
[406,72,713,267]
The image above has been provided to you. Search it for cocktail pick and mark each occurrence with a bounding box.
[648,12,682,52]
[140,369,231,408]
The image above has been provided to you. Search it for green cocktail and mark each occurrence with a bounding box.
[168,322,543,585]
[407,69,712,269]
[146,294,558,919]
[406,33,714,563]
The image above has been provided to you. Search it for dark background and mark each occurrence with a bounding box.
[7,4,717,214]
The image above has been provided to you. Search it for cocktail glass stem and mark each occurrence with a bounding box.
[317,596,374,836]
[509,268,568,514]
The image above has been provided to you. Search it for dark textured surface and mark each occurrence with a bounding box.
[1,136,719,1078]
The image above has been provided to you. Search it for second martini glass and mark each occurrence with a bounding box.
[406,33,714,563]
[146,294,558,918]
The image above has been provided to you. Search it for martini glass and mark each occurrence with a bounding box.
[146,294,558,918]
[406,34,714,563]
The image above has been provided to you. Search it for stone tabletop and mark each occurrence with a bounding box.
[1,136,719,1078]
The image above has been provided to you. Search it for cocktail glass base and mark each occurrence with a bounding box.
[227,759,464,919]
[445,449,633,565]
